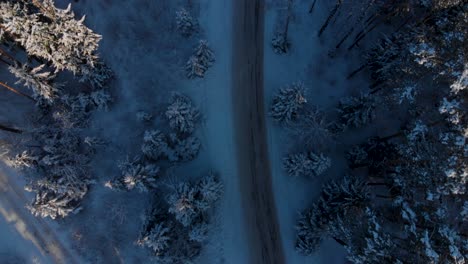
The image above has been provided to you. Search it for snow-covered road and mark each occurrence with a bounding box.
[231,1,286,263]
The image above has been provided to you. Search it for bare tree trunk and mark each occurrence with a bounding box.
[0,123,22,134]
[0,47,19,65]
[308,0,317,13]
[0,81,36,102]
[347,63,368,79]
[335,0,375,50]
[347,21,380,50]
[318,0,342,37]
[283,0,294,37]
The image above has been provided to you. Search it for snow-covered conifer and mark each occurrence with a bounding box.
[186,40,215,78]
[296,175,369,255]
[195,172,223,211]
[270,82,307,124]
[188,222,209,242]
[78,61,114,89]
[167,173,223,226]
[26,177,89,219]
[89,89,112,111]
[169,134,201,162]
[195,40,215,67]
[283,152,331,178]
[166,93,200,134]
[139,223,172,254]
[0,1,102,74]
[175,8,196,37]
[142,130,170,161]
[167,182,199,227]
[338,93,376,129]
[185,55,206,79]
[9,64,58,103]
[8,150,39,169]
[106,157,159,192]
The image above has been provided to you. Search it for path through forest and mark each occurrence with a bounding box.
[232,1,286,263]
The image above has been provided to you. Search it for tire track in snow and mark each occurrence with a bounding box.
[232,1,286,263]
[0,167,79,264]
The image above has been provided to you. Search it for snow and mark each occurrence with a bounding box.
[0,0,384,262]
[0,216,47,264]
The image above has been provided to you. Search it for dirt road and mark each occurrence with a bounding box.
[0,166,79,264]
[232,1,286,263]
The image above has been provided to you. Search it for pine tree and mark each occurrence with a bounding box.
[105,157,159,192]
[270,82,307,124]
[168,134,201,163]
[77,61,114,89]
[283,152,331,178]
[166,93,200,134]
[296,175,369,255]
[175,8,196,37]
[26,177,89,219]
[186,40,215,79]
[8,150,39,169]
[167,173,223,226]
[338,93,376,129]
[141,131,201,163]
[185,55,206,79]
[195,172,223,211]
[9,63,58,103]
[167,182,199,227]
[139,223,172,254]
[271,32,291,54]
[188,222,209,242]
[0,1,102,74]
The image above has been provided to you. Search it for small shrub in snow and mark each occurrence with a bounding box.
[338,93,376,129]
[166,93,200,134]
[186,40,215,79]
[270,83,307,124]
[283,152,331,178]
[136,111,153,122]
[175,8,197,37]
[272,32,290,54]
[345,145,368,168]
